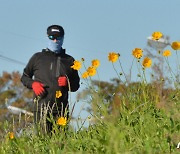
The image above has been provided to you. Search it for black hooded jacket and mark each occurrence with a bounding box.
[21,48,80,112]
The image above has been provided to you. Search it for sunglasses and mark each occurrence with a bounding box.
[48,35,62,40]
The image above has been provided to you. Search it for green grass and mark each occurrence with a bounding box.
[0,95,179,153]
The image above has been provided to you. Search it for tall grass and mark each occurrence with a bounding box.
[0,97,179,153]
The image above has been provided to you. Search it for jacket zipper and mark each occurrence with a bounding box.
[50,62,53,70]
[56,57,61,77]
[51,60,55,99]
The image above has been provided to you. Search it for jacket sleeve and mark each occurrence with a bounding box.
[67,58,80,92]
[68,69,80,92]
[21,53,38,89]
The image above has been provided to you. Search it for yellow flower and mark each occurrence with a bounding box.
[132,48,143,59]
[9,132,14,139]
[82,71,89,79]
[142,57,152,68]
[163,50,171,57]
[171,41,180,50]
[108,52,119,63]
[87,66,96,76]
[57,117,67,126]
[71,60,82,70]
[91,59,100,68]
[56,90,62,98]
[152,31,163,40]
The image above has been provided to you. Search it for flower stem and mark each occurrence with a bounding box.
[129,58,135,82]
[112,62,122,82]
[118,58,128,84]
[164,57,176,83]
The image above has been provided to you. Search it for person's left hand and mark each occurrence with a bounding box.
[58,76,67,86]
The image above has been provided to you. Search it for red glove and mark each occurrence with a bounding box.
[58,76,67,86]
[32,81,45,96]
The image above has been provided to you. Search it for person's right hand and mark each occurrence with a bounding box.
[32,81,45,96]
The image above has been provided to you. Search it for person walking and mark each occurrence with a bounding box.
[21,25,80,133]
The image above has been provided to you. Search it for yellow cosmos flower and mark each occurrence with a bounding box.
[87,66,96,76]
[108,52,119,63]
[91,59,100,68]
[56,90,62,98]
[142,57,152,68]
[132,48,143,59]
[71,60,82,70]
[163,50,171,57]
[152,31,163,40]
[8,132,14,140]
[171,41,180,50]
[57,117,67,126]
[82,71,89,79]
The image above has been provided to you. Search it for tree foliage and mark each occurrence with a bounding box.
[0,71,33,136]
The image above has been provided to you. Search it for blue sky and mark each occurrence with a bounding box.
[0,0,180,126]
